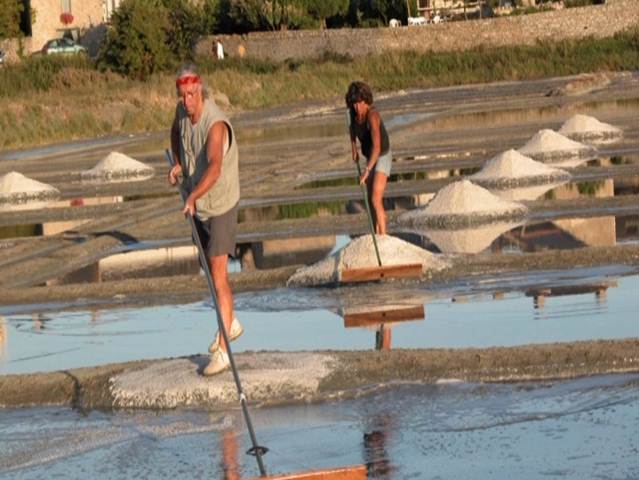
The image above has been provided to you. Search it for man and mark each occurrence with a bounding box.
[168,65,242,376]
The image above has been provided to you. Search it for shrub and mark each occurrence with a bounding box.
[162,0,204,61]
[98,0,171,79]
[0,0,22,40]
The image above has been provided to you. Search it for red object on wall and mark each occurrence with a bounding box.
[60,12,74,25]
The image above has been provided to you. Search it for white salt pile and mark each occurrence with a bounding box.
[396,180,527,229]
[558,114,623,144]
[287,234,448,287]
[518,129,596,163]
[421,221,520,254]
[0,171,60,211]
[81,152,154,183]
[471,149,570,187]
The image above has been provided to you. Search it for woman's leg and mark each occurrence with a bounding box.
[370,172,388,235]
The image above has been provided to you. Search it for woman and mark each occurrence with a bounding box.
[346,81,392,235]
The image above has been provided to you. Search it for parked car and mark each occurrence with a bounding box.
[42,37,87,55]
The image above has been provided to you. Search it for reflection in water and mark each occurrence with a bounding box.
[501,216,616,253]
[490,180,568,202]
[249,236,336,270]
[411,221,521,254]
[341,304,425,351]
[363,421,395,478]
[525,280,619,320]
[0,316,6,360]
[218,426,241,480]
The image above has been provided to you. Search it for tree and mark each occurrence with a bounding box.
[161,0,204,61]
[0,0,23,40]
[306,0,349,29]
[98,0,171,79]
[228,0,307,31]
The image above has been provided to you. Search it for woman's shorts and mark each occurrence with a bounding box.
[371,150,392,176]
[194,202,238,258]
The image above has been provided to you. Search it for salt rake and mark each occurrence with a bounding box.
[165,150,268,477]
[340,160,422,283]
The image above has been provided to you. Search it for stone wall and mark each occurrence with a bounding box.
[197,0,639,62]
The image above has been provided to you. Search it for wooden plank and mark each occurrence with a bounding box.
[253,465,367,480]
[340,263,422,283]
[344,305,425,328]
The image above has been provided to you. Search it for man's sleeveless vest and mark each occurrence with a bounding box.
[177,98,240,220]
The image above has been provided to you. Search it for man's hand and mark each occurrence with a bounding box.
[182,193,197,216]
[168,164,182,186]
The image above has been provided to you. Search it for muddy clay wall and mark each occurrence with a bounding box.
[197,0,639,62]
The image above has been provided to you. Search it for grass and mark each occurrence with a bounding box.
[2,27,639,150]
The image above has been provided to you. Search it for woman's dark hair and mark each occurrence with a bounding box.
[345,81,373,108]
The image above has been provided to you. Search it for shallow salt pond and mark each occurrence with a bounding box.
[1,267,637,376]
[1,374,639,479]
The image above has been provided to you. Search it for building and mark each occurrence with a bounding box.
[21,0,121,54]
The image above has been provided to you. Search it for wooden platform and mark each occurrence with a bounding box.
[252,465,367,480]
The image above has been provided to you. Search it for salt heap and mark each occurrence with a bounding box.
[558,114,623,144]
[81,152,154,183]
[396,180,527,229]
[0,171,60,211]
[471,149,570,187]
[287,234,448,287]
[518,129,596,164]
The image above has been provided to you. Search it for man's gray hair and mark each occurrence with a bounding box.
[176,64,209,98]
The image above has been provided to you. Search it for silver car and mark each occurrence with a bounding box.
[42,38,87,55]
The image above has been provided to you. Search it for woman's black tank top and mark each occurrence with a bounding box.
[350,107,390,159]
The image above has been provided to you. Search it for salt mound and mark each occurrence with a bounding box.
[558,114,623,144]
[81,152,154,183]
[287,234,448,287]
[518,129,596,163]
[0,171,60,211]
[396,180,526,229]
[471,149,570,186]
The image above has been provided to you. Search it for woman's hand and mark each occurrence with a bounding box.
[359,166,371,185]
[168,164,182,186]
[352,151,360,163]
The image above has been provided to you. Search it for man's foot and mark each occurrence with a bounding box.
[208,317,244,353]
[203,349,230,376]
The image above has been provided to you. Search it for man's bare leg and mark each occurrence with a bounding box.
[210,253,234,353]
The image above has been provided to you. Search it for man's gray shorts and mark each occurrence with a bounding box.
[194,202,239,258]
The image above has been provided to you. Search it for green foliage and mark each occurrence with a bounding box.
[161,0,204,61]
[564,0,597,7]
[347,0,406,27]
[0,0,23,39]
[306,0,349,28]
[227,0,308,31]
[98,0,171,79]
[201,0,226,33]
